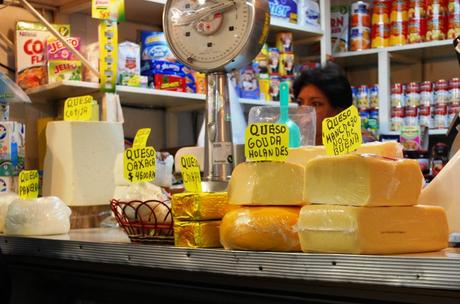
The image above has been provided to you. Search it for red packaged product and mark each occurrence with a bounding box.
[409,0,427,18]
[372,0,392,48]
[447,13,460,38]
[448,0,460,15]
[154,74,186,92]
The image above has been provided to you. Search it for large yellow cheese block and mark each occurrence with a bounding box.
[419,150,460,233]
[297,205,448,254]
[174,220,221,248]
[287,141,403,168]
[172,192,231,221]
[228,162,305,205]
[220,207,301,251]
[304,154,423,206]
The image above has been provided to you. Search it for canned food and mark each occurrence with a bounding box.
[352,86,359,107]
[351,1,371,27]
[391,106,405,131]
[360,110,370,129]
[357,85,370,111]
[434,104,448,128]
[420,81,434,106]
[448,103,460,123]
[369,84,379,109]
[447,13,460,38]
[390,0,409,46]
[408,18,427,43]
[391,83,405,107]
[405,106,419,126]
[448,0,460,15]
[419,105,433,128]
[372,0,392,47]
[350,27,371,50]
[450,78,460,103]
[427,0,447,16]
[391,0,409,22]
[435,79,450,106]
[406,82,420,107]
[426,15,447,40]
[409,0,426,19]
[368,109,379,133]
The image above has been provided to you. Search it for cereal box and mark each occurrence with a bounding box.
[47,60,82,83]
[16,22,70,90]
[331,5,349,52]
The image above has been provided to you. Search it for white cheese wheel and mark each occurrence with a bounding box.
[0,192,19,233]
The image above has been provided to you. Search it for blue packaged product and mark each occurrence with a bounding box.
[140,32,173,61]
[141,60,185,76]
[238,66,260,99]
[359,110,370,129]
[269,0,298,23]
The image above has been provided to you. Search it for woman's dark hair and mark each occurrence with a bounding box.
[293,62,353,109]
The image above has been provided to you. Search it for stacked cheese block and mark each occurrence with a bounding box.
[172,192,230,248]
[222,141,449,254]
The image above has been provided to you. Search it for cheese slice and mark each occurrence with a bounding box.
[172,192,231,220]
[419,150,460,233]
[287,142,403,168]
[297,205,448,254]
[43,121,124,206]
[220,206,301,251]
[304,154,423,206]
[228,162,305,205]
[174,220,221,248]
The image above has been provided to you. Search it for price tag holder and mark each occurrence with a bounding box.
[322,105,362,156]
[123,147,156,183]
[180,155,202,193]
[64,95,94,121]
[99,20,118,93]
[245,123,289,162]
[133,128,151,149]
[18,170,39,199]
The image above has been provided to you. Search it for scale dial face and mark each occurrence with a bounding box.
[164,0,258,72]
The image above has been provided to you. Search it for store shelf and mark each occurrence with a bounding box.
[334,39,454,68]
[239,98,297,108]
[382,129,448,136]
[117,86,205,108]
[26,81,101,103]
[1,229,460,291]
[268,19,323,42]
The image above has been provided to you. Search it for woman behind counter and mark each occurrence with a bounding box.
[294,63,375,145]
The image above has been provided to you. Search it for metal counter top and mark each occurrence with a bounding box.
[1,228,459,291]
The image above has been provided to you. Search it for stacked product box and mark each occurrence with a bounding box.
[390,78,460,131]
[352,84,379,135]
[16,22,72,90]
[237,32,300,102]
[46,37,82,83]
[269,0,321,28]
[140,32,198,93]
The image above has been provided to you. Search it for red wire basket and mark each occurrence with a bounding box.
[110,199,174,244]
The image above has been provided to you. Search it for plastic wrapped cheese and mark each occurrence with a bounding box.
[174,220,221,248]
[172,192,230,220]
[0,192,19,233]
[220,207,301,251]
[228,162,305,205]
[297,205,448,254]
[287,141,404,167]
[113,182,171,224]
[304,154,423,206]
[5,196,71,236]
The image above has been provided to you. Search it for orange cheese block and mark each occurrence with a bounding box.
[220,206,301,252]
[297,205,449,254]
[304,154,423,206]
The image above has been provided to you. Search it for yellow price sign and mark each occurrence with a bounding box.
[180,155,202,193]
[123,147,156,183]
[322,105,362,156]
[64,95,94,121]
[133,128,151,149]
[245,123,289,162]
[18,170,39,199]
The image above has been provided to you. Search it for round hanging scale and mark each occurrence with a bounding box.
[163,0,270,73]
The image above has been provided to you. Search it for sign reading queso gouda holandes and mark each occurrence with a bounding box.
[245,123,289,162]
